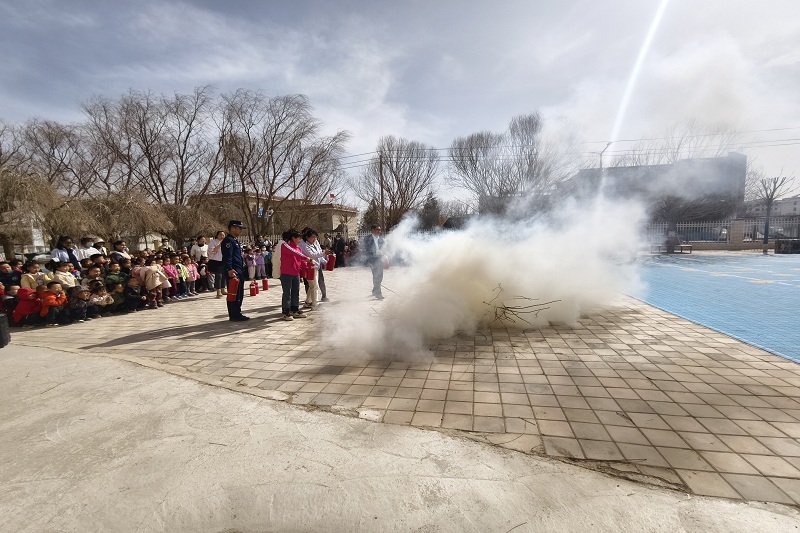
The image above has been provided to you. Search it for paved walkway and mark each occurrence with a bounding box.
[6,345,798,532]
[11,262,800,507]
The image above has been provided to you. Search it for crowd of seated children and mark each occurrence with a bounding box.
[0,234,275,329]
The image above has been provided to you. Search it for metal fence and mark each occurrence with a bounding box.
[739,217,800,241]
[646,217,800,243]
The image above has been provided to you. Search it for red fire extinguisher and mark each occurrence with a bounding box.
[249,281,259,296]
[261,278,269,291]
[226,277,239,302]
[325,254,336,271]
[303,262,316,281]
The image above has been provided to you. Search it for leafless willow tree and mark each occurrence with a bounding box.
[448,112,578,214]
[3,87,350,251]
[0,167,62,257]
[611,119,743,167]
[353,135,439,229]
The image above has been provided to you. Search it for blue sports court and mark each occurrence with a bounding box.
[635,252,800,364]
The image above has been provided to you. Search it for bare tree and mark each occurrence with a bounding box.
[448,131,512,210]
[447,112,575,214]
[0,119,27,173]
[163,86,225,205]
[354,135,439,229]
[220,91,349,235]
[611,119,744,167]
[21,119,89,196]
[753,173,797,248]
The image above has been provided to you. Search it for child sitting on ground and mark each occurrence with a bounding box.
[67,286,92,322]
[81,266,105,289]
[79,258,94,278]
[89,253,108,276]
[52,261,77,290]
[109,282,125,313]
[89,285,114,316]
[0,261,22,287]
[2,284,19,322]
[20,261,50,290]
[124,277,148,311]
[105,262,129,291]
[119,258,132,275]
[40,281,68,327]
[12,286,43,327]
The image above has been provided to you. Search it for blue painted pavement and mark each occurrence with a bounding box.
[634,253,800,364]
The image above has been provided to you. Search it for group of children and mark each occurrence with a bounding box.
[243,245,273,281]
[0,250,212,328]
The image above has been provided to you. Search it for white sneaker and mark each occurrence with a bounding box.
[292,312,307,319]
[281,314,294,321]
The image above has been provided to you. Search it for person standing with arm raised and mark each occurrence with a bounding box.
[221,221,249,322]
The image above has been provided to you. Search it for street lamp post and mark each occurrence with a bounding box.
[266,207,275,239]
[599,141,613,170]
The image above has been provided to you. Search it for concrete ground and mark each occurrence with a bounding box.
[6,259,800,527]
[2,345,799,533]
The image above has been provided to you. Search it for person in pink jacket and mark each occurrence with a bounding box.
[279,228,312,321]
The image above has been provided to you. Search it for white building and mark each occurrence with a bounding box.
[750,195,800,216]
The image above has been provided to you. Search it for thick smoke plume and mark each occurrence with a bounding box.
[326,196,646,358]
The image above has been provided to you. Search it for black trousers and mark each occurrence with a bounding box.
[226,272,245,318]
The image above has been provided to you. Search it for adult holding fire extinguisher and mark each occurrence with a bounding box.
[222,220,250,322]
[299,228,329,309]
[279,228,313,321]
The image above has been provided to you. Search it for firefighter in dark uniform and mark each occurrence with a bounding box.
[221,220,249,321]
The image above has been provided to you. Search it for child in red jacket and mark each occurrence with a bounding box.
[12,286,43,327]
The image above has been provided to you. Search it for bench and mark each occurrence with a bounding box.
[650,243,692,254]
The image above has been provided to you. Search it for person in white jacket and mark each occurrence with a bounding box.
[298,229,328,310]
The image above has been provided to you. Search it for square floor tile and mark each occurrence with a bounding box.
[722,474,794,504]
[473,416,505,433]
[677,470,740,499]
[616,443,669,468]
[641,428,689,449]
[538,420,574,438]
[699,451,759,474]
[411,411,443,428]
[606,425,650,445]
[542,436,585,459]
[658,448,714,471]
[742,454,800,477]
[579,439,624,461]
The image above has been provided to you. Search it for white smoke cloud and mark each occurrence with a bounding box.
[326,195,647,359]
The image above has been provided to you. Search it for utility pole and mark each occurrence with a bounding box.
[599,141,613,170]
[379,153,386,229]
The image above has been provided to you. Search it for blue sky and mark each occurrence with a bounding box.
[2,0,799,186]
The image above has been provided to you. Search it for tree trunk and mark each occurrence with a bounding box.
[763,202,772,253]
[0,233,16,260]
